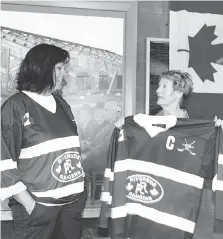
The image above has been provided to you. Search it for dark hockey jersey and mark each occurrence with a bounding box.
[0,92,85,206]
[99,114,223,239]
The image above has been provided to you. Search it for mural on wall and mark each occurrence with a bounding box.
[0,11,124,211]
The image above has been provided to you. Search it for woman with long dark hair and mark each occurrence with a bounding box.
[1,44,87,239]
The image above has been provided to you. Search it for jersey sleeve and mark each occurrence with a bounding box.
[0,100,27,201]
[98,123,131,239]
[213,127,223,234]
[98,127,120,233]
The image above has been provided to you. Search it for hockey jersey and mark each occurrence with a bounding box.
[99,114,223,239]
[0,92,85,206]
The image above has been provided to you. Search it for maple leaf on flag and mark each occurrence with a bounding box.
[177,24,223,82]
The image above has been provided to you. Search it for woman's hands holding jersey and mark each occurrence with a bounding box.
[115,117,125,129]
[214,116,223,129]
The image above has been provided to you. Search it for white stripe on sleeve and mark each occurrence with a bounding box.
[0,182,27,201]
[218,154,223,165]
[0,159,17,172]
[100,192,112,204]
[104,168,114,181]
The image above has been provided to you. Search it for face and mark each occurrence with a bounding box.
[156,78,179,107]
[53,61,69,91]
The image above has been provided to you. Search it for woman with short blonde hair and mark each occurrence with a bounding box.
[156,70,193,118]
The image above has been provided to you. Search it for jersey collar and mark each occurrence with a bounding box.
[134,113,177,137]
[22,91,56,114]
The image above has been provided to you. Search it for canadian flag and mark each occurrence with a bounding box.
[170,2,223,119]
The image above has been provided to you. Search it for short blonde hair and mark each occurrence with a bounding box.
[160,70,193,96]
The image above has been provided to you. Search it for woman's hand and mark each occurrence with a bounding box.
[13,190,36,215]
[115,117,125,129]
[214,116,223,129]
[25,200,36,215]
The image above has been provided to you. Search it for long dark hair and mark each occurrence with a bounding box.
[16,43,70,93]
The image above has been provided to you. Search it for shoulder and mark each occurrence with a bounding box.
[1,92,27,113]
[2,91,25,103]
[1,92,28,126]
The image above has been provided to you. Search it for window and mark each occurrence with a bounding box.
[1,1,137,217]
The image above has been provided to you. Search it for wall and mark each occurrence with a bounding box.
[136,1,169,113]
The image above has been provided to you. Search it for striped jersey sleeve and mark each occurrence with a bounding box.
[99,127,120,229]
[213,127,223,234]
[0,100,27,201]
[99,125,131,239]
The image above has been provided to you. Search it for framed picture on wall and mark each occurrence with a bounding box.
[145,38,169,115]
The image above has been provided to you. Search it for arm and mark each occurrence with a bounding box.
[1,100,35,214]
[14,191,36,215]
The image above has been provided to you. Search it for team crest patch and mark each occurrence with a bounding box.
[51,151,84,182]
[126,174,164,204]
